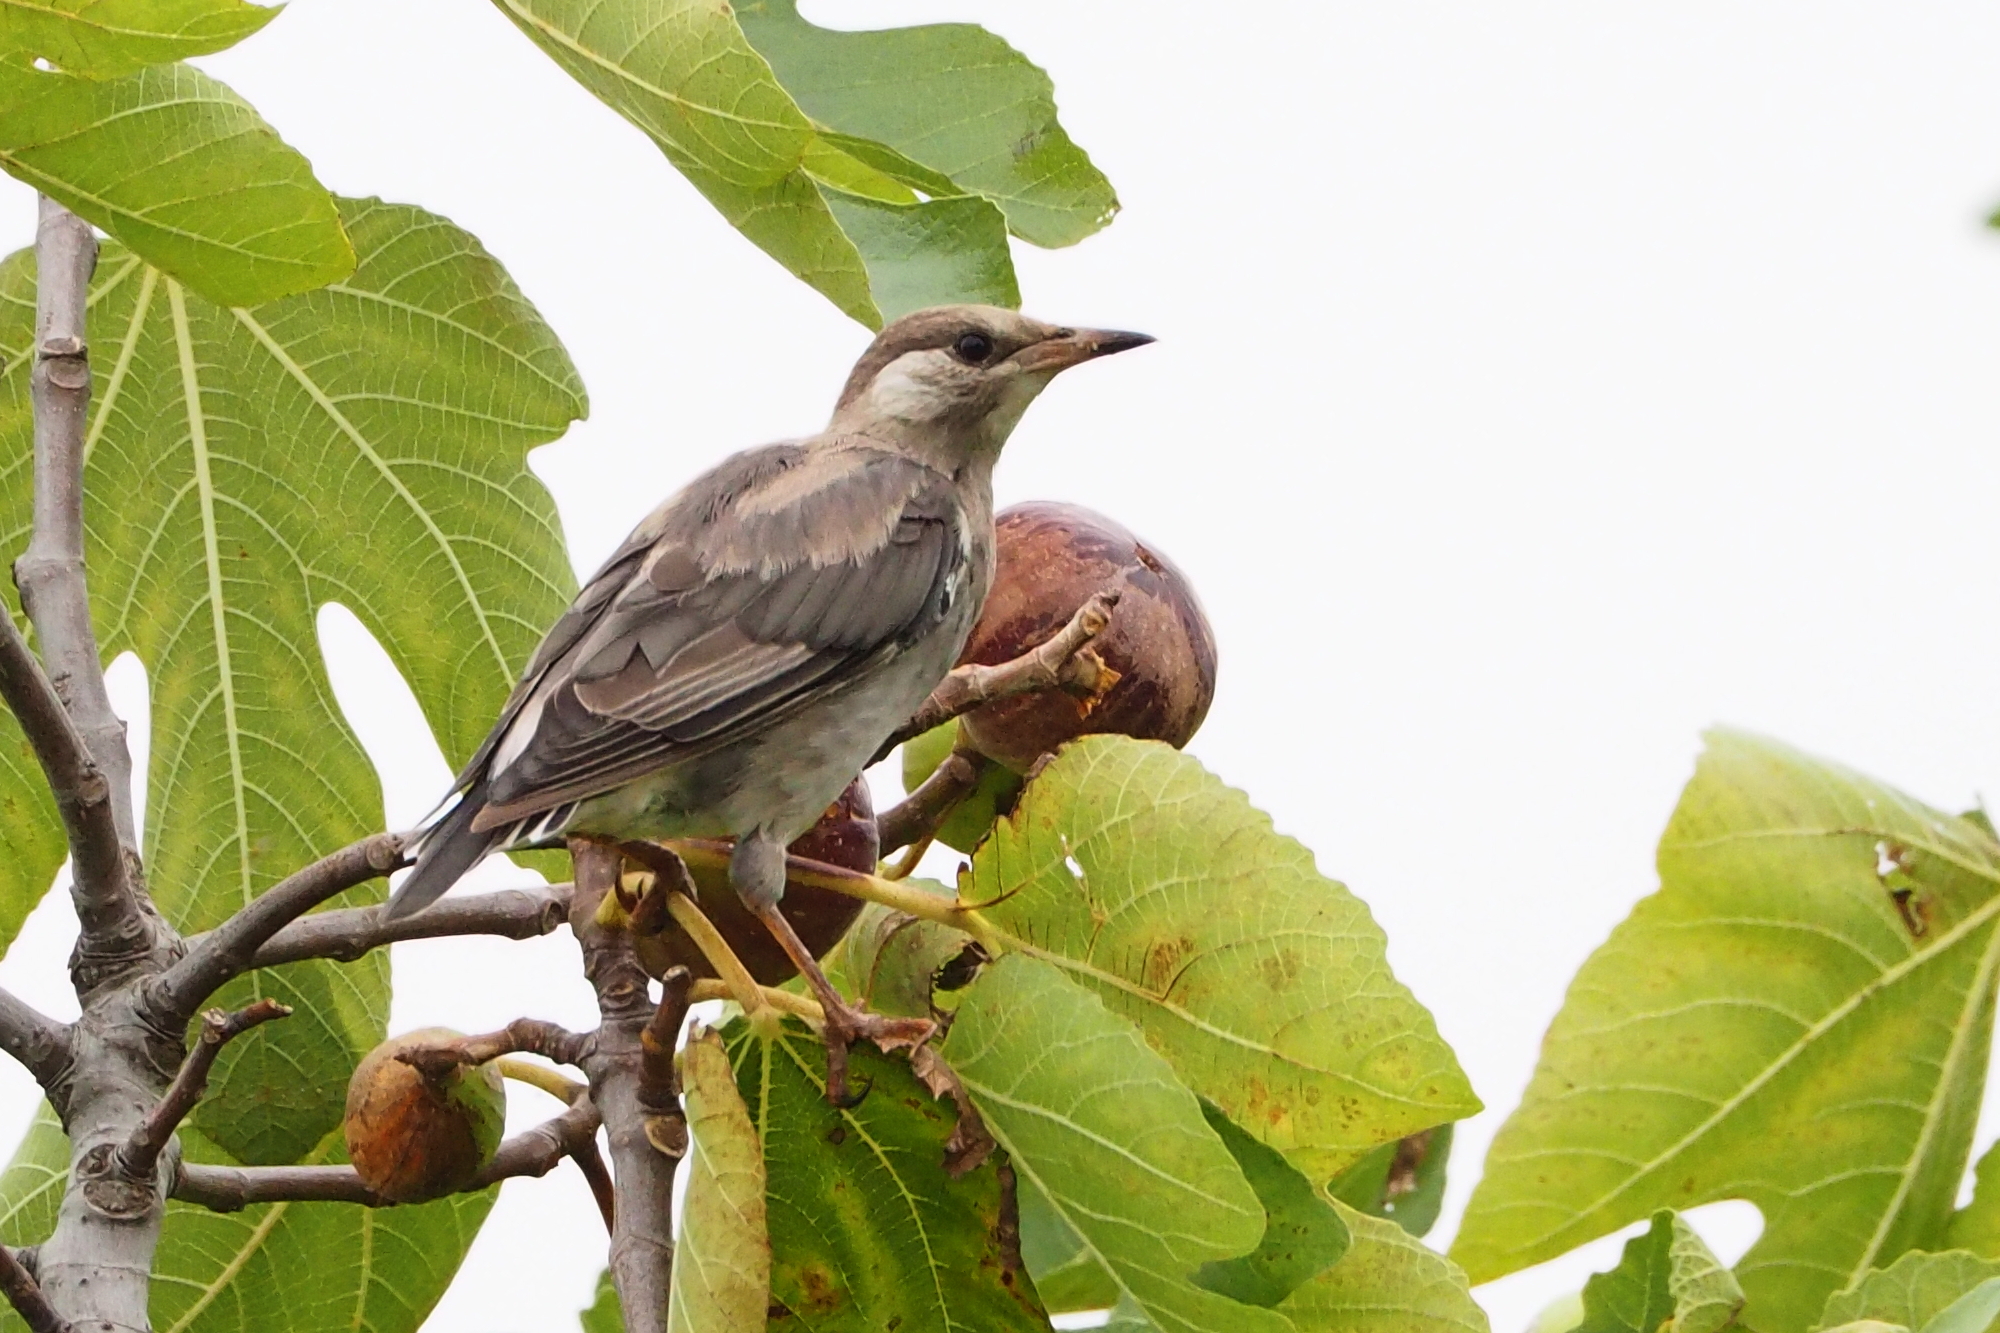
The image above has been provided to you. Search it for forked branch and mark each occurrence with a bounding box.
[147,833,405,1024]
[16,198,147,975]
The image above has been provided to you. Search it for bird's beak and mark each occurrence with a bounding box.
[1015,327,1157,374]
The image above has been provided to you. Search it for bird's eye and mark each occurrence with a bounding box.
[953,331,995,363]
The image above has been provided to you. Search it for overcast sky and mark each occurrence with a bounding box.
[5,2,2000,1329]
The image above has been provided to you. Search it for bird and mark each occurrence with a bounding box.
[385,303,1153,1092]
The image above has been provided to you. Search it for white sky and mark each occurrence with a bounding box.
[4,1,2000,1329]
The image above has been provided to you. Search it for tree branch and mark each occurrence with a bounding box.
[877,746,992,855]
[171,1094,602,1212]
[146,833,405,1024]
[394,1018,589,1080]
[0,985,70,1090]
[115,1000,290,1186]
[869,589,1120,765]
[246,881,574,968]
[16,198,148,977]
[0,1244,67,1333]
[572,841,689,1333]
[0,607,147,986]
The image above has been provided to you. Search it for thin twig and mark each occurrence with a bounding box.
[0,612,146,976]
[17,197,148,979]
[171,1095,602,1212]
[573,1138,616,1234]
[395,1018,589,1081]
[117,1000,290,1185]
[0,986,70,1090]
[246,882,575,968]
[870,589,1120,764]
[0,1244,66,1333]
[687,978,824,1024]
[146,833,405,1024]
[572,841,689,1333]
[877,747,991,855]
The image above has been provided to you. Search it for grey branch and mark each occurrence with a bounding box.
[394,1017,589,1079]
[572,841,690,1333]
[0,607,147,985]
[0,987,68,1090]
[0,1244,66,1333]
[147,833,405,1023]
[16,197,148,977]
[172,1093,603,1212]
[877,746,991,855]
[247,881,575,968]
[116,1000,291,1185]
[870,588,1120,765]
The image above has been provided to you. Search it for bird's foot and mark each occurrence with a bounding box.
[748,897,935,1104]
[814,993,936,1108]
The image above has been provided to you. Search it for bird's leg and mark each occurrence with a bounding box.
[732,831,934,1105]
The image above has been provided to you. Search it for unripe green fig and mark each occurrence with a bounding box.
[633,777,877,985]
[958,502,1218,773]
[344,1027,506,1203]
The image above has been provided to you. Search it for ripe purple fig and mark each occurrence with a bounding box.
[633,778,876,985]
[958,502,1218,773]
[344,1027,506,1203]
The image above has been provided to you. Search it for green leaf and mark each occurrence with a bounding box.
[1275,1202,1489,1333]
[1326,1125,1454,1239]
[487,0,1020,326]
[1014,1171,1121,1313]
[900,721,1021,854]
[1574,1211,1744,1333]
[943,952,1294,1333]
[670,1027,769,1333]
[965,736,1478,1180]
[0,1104,494,1333]
[0,62,352,305]
[1918,1279,2000,1333]
[723,1016,1049,1331]
[579,1270,624,1333]
[821,889,974,1019]
[0,0,279,79]
[1453,730,2000,1333]
[1192,1099,1350,1307]
[1948,1142,2000,1258]
[734,0,1117,248]
[0,197,582,1161]
[1817,1253,2000,1333]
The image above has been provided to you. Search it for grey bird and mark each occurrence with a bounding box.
[386,304,1151,1081]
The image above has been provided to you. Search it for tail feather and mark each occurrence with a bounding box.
[387,790,500,920]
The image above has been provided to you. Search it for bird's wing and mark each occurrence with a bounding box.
[464,445,968,826]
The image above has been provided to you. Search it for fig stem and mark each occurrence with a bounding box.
[870,588,1122,765]
[493,1057,586,1104]
[659,840,1006,956]
[687,978,825,1025]
[878,747,987,854]
[882,833,934,880]
[660,887,779,1025]
[115,998,292,1185]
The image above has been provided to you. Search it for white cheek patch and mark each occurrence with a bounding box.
[866,349,957,422]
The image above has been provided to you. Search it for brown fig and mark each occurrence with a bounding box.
[958,502,1218,772]
[633,777,876,985]
[344,1027,506,1203]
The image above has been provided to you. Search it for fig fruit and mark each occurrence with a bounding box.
[633,778,876,985]
[344,1027,506,1203]
[958,502,1218,773]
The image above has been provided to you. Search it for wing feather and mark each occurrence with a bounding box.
[460,444,965,826]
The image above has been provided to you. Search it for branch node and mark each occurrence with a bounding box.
[116,999,291,1186]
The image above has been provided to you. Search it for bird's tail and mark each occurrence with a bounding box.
[386,788,500,920]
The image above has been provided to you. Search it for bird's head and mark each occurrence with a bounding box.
[830,304,1153,462]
